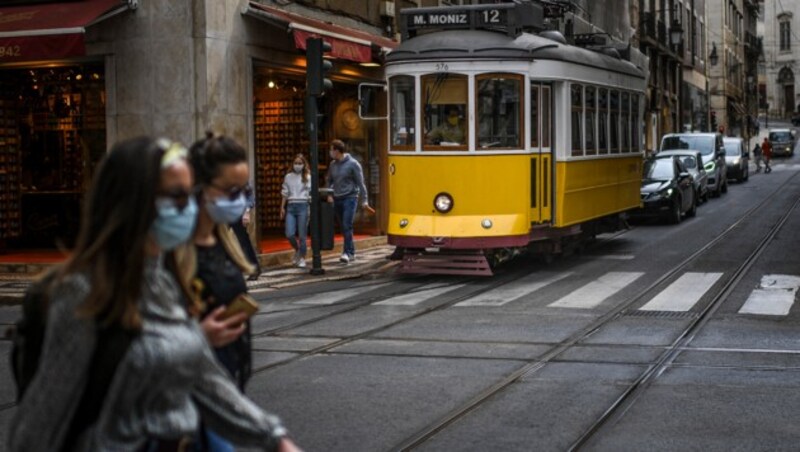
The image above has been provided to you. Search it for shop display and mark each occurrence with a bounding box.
[0,96,22,239]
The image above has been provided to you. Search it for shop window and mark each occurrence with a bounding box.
[476,74,522,149]
[389,75,415,150]
[598,88,608,154]
[610,90,620,153]
[530,83,539,148]
[422,73,467,151]
[541,85,551,149]
[621,92,630,153]
[571,84,583,156]
[585,86,596,155]
[631,94,640,151]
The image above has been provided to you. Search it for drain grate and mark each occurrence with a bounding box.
[624,310,699,319]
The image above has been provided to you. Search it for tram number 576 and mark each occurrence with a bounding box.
[435,63,449,72]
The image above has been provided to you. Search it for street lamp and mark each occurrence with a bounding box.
[669,19,683,46]
[709,42,719,66]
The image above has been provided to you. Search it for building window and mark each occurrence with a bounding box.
[780,21,791,51]
[476,73,523,149]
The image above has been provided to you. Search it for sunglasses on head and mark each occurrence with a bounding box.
[208,182,251,201]
[156,188,192,211]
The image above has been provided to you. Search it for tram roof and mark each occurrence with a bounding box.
[386,30,644,79]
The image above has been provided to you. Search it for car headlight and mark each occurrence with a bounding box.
[733,158,740,165]
[704,161,715,171]
[787,147,792,152]
[433,193,454,213]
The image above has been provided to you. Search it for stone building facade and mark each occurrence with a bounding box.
[760,0,800,118]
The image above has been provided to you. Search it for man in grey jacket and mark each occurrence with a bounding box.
[326,139,371,263]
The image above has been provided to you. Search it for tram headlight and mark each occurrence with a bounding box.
[433,193,454,213]
[481,219,493,229]
[399,219,409,228]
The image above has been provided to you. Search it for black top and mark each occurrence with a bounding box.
[196,240,252,389]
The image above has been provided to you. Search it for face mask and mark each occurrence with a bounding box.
[293,164,304,173]
[447,116,459,126]
[151,198,198,251]
[205,193,247,224]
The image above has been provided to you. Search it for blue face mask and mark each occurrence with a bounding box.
[205,193,247,224]
[151,198,198,251]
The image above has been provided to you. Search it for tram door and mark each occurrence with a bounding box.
[530,83,553,224]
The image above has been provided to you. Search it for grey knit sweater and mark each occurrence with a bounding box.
[8,257,286,451]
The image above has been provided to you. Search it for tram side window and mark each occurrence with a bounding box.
[631,94,640,151]
[422,73,468,150]
[598,88,608,154]
[571,84,583,156]
[585,86,597,155]
[621,92,630,153]
[610,90,620,154]
[390,76,416,149]
[542,86,551,148]
[477,74,523,149]
[531,84,539,148]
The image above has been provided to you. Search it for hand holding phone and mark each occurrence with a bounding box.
[221,293,259,320]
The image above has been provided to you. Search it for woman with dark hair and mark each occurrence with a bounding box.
[280,153,311,268]
[8,137,297,451]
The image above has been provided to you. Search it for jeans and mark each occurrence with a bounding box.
[285,202,309,257]
[334,197,357,257]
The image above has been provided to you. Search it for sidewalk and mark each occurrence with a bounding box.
[0,236,397,305]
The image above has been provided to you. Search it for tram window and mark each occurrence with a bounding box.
[422,73,467,150]
[390,76,416,150]
[571,84,583,156]
[531,84,539,148]
[621,92,630,153]
[585,86,596,155]
[610,90,620,153]
[631,94,640,151]
[542,86,551,148]
[598,88,608,154]
[477,74,523,149]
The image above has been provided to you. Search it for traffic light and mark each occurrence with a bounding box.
[306,37,333,96]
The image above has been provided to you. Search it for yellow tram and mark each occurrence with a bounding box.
[384,3,647,275]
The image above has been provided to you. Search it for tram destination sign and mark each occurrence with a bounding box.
[400,3,543,40]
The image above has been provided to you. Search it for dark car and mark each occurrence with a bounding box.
[634,156,697,224]
[660,132,727,197]
[657,149,709,202]
[768,129,796,157]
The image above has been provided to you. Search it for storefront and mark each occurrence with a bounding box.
[0,0,132,250]
[244,3,394,242]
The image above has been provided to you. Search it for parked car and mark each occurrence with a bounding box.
[768,129,796,157]
[658,149,709,202]
[660,132,728,197]
[722,137,749,182]
[634,155,697,224]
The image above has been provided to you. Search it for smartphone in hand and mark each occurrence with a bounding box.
[221,293,259,320]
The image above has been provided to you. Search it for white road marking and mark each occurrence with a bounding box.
[375,283,467,306]
[456,272,573,307]
[639,272,724,312]
[548,272,644,309]
[295,282,392,305]
[738,274,800,316]
[595,255,636,260]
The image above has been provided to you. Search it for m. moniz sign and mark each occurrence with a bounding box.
[400,2,543,40]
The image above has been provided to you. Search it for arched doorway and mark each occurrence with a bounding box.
[778,66,795,117]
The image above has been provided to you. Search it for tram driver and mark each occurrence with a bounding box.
[426,106,465,145]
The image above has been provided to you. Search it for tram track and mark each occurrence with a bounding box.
[387,170,800,451]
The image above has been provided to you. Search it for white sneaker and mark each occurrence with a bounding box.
[292,251,300,266]
[339,253,350,264]
[297,259,306,268]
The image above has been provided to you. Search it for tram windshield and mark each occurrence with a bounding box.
[477,74,522,149]
[390,76,416,149]
[422,73,467,149]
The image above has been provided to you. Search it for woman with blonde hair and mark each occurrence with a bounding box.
[280,153,311,268]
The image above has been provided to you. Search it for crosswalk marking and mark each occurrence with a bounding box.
[739,275,800,316]
[548,272,644,309]
[295,282,392,305]
[639,272,724,312]
[455,272,572,307]
[374,283,467,306]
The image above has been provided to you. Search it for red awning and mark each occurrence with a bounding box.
[0,0,132,63]
[245,2,397,64]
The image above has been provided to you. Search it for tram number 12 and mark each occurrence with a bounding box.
[482,10,501,24]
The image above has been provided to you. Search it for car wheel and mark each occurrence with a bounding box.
[668,197,682,224]
[686,193,697,218]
